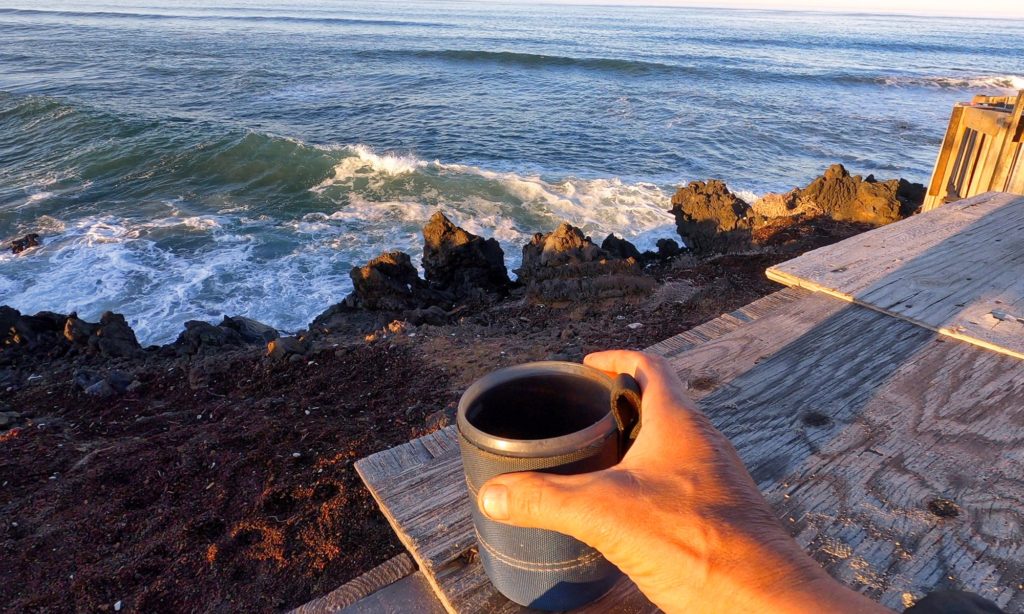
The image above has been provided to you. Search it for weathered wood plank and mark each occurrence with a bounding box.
[644,286,812,358]
[290,554,417,614]
[340,571,447,614]
[668,291,847,397]
[767,191,1024,359]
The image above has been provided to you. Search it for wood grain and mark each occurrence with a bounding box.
[767,192,1024,359]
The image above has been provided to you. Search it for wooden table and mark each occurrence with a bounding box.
[304,192,1024,613]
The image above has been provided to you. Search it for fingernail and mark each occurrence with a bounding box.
[480,484,508,520]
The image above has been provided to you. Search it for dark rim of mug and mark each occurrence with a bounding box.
[457,361,617,458]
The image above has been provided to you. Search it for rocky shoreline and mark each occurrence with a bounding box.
[0,165,924,612]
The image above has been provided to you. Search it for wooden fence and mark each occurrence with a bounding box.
[923,90,1024,211]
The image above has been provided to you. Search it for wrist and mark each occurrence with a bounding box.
[705,534,892,614]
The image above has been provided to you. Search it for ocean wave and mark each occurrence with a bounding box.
[365,49,683,75]
[0,8,453,29]
[2,141,680,344]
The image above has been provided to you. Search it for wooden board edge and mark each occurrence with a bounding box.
[289,553,417,614]
[766,268,1024,361]
[356,457,462,614]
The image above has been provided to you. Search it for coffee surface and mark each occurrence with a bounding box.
[465,374,609,440]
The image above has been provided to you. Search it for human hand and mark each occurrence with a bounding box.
[477,350,890,614]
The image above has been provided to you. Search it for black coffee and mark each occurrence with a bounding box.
[463,373,609,440]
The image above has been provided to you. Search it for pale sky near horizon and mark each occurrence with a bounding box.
[519,0,1024,19]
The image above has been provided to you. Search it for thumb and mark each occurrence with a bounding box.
[478,471,589,535]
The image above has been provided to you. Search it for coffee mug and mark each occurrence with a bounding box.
[457,361,643,611]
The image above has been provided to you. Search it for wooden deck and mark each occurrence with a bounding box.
[303,192,1024,613]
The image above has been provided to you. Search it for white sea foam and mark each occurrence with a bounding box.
[3,145,688,344]
[881,75,1024,91]
[311,144,427,192]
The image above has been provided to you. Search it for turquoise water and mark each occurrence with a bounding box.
[1,1,1022,343]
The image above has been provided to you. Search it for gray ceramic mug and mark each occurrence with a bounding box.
[457,361,642,611]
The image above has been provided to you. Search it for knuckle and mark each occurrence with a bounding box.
[511,477,555,519]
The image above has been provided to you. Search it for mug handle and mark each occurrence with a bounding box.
[610,373,643,455]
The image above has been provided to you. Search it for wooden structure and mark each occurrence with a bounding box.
[923,90,1024,211]
[296,192,1024,613]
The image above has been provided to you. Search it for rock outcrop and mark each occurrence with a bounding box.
[172,316,279,356]
[220,315,279,344]
[601,234,642,261]
[422,211,510,299]
[10,233,41,254]
[749,164,926,226]
[516,223,654,301]
[671,165,927,254]
[669,180,753,253]
[784,164,920,225]
[1,308,141,358]
[346,250,433,312]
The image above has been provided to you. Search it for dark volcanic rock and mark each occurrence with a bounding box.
[267,336,307,360]
[89,312,142,358]
[656,238,682,259]
[2,307,67,351]
[347,250,440,311]
[173,321,245,356]
[10,233,40,254]
[516,223,654,301]
[1,308,140,358]
[422,211,510,299]
[406,306,449,326]
[669,180,752,253]
[601,234,642,261]
[219,316,279,344]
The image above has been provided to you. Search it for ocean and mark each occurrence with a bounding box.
[1,0,1021,344]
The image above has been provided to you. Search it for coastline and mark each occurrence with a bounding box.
[0,166,921,611]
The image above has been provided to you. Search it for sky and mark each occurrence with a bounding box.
[524,0,1024,19]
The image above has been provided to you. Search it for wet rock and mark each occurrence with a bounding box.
[422,211,510,299]
[347,251,432,311]
[601,234,641,261]
[267,336,307,360]
[173,321,245,356]
[0,308,66,352]
[516,223,654,301]
[669,180,752,253]
[10,233,40,254]
[219,316,279,344]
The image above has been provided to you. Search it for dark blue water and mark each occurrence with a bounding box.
[1,1,1022,342]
